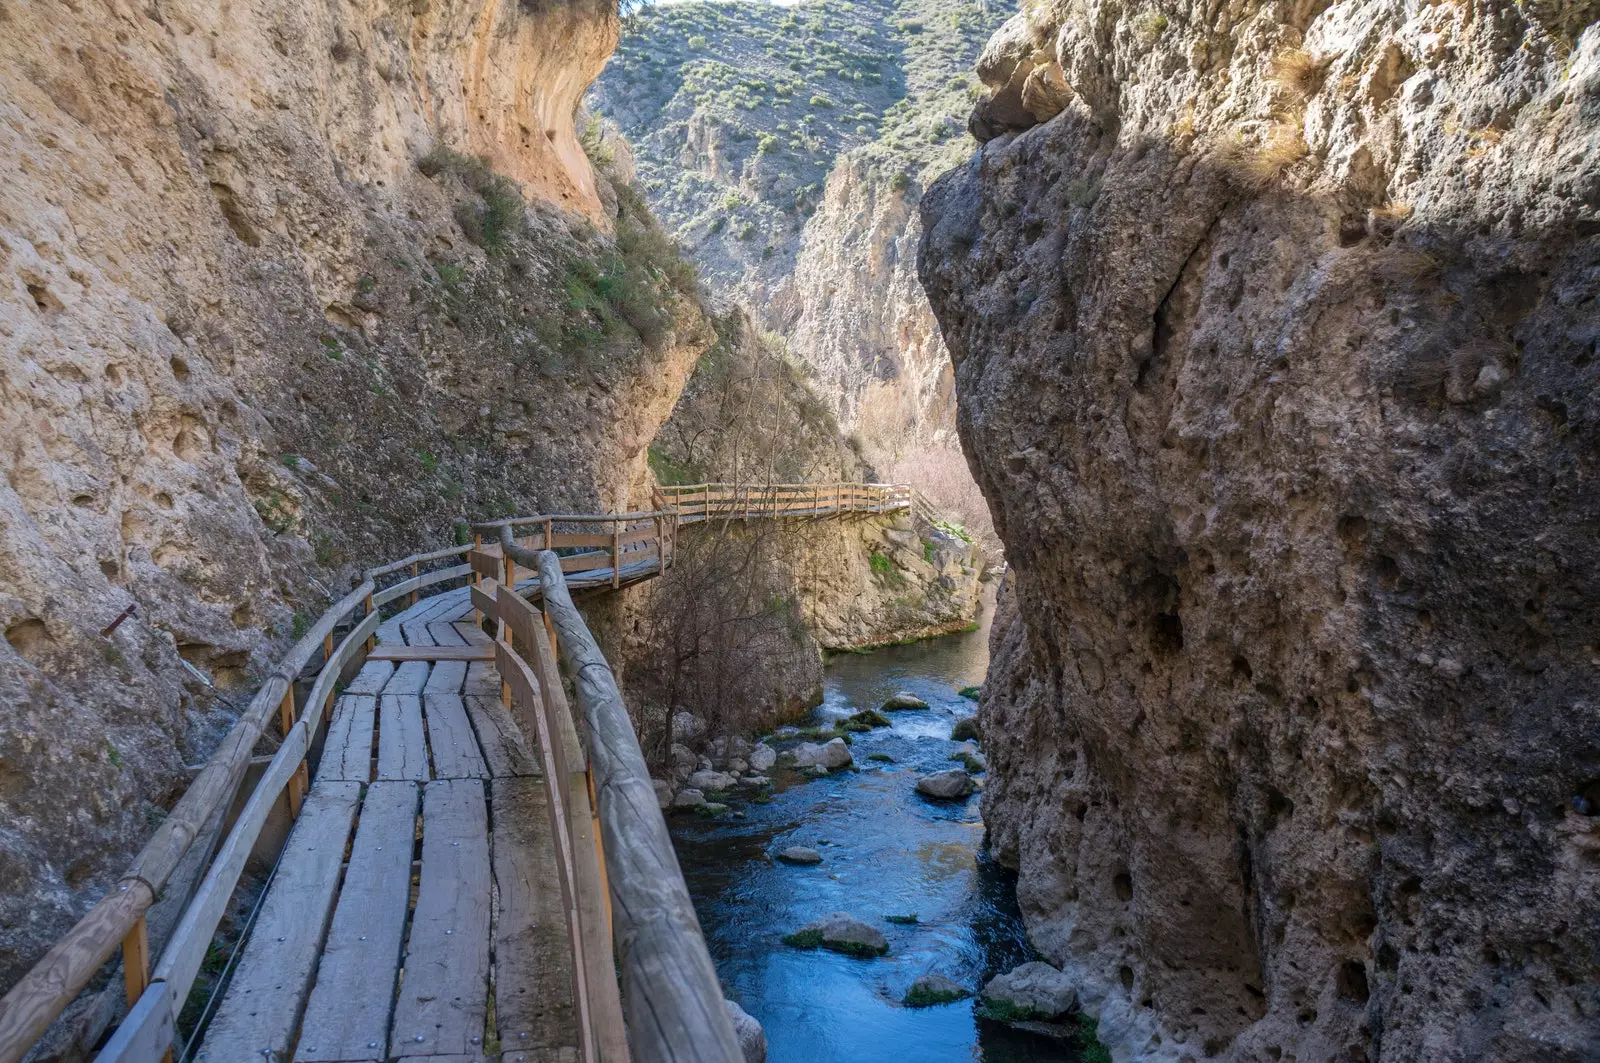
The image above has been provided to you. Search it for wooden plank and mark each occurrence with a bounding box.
[378,695,429,781]
[465,661,501,698]
[321,694,376,781]
[196,780,362,1063]
[402,617,439,647]
[425,694,488,780]
[345,659,395,696]
[91,981,173,1063]
[387,660,433,695]
[369,645,495,662]
[428,622,469,647]
[426,660,470,695]
[391,779,492,1057]
[533,551,744,1063]
[558,553,614,574]
[453,621,491,646]
[490,778,578,1057]
[295,782,419,1063]
[565,775,627,1063]
[547,533,615,550]
[463,695,537,778]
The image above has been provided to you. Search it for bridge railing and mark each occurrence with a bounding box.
[0,481,907,1063]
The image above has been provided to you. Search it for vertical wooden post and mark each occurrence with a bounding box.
[409,561,420,606]
[364,590,376,653]
[472,531,484,623]
[279,686,306,818]
[322,631,334,665]
[545,518,554,554]
[121,915,150,1007]
[611,523,621,589]
[654,516,664,575]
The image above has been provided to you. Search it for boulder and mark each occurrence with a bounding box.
[670,743,698,779]
[776,846,823,865]
[672,788,707,810]
[725,1000,767,1063]
[701,802,730,816]
[687,770,738,793]
[652,779,673,810]
[739,774,771,787]
[844,708,892,730]
[904,972,971,1007]
[792,738,853,771]
[950,717,981,743]
[672,712,706,743]
[882,691,931,711]
[784,912,888,956]
[916,770,976,800]
[980,961,1077,1019]
[747,743,777,772]
[728,757,749,774]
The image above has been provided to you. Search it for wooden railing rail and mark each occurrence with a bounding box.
[519,542,745,1063]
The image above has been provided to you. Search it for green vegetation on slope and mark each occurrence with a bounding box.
[588,0,1006,291]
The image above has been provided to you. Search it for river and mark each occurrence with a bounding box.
[668,602,1081,1062]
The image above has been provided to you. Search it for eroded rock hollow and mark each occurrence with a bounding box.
[920,2,1600,1060]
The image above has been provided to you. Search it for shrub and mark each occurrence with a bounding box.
[889,171,911,193]
[868,551,894,575]
[808,94,834,108]
[688,34,707,48]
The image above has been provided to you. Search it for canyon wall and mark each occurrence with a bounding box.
[920,2,1599,1061]
[0,0,718,987]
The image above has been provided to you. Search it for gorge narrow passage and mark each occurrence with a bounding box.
[668,591,1080,1062]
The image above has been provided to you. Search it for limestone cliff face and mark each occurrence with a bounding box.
[920,3,1600,1061]
[774,157,958,448]
[0,0,721,986]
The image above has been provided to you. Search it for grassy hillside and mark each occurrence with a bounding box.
[588,0,1006,293]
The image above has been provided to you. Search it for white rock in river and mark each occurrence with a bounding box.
[882,691,931,711]
[725,999,767,1063]
[792,738,853,770]
[672,788,707,809]
[916,769,976,799]
[776,846,823,865]
[686,769,738,792]
[747,743,777,772]
[980,961,1077,1019]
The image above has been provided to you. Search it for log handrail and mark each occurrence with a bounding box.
[530,547,745,1063]
[0,480,908,1063]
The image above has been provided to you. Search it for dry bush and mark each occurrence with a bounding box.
[1270,47,1329,102]
[887,443,1002,562]
[628,521,815,765]
[1221,121,1309,190]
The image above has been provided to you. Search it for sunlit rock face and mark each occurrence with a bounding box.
[920,2,1600,1060]
[0,0,727,989]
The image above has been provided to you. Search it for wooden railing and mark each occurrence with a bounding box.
[0,481,906,1063]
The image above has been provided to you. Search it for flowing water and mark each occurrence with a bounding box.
[669,600,1081,1062]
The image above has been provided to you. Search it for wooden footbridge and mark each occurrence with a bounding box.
[0,483,911,1063]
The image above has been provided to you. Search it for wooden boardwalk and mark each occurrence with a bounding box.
[0,483,913,1063]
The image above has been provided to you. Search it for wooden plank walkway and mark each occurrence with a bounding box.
[194,589,582,1063]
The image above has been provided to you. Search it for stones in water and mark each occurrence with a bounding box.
[686,769,737,793]
[652,779,673,810]
[842,708,892,731]
[672,788,707,810]
[699,802,730,817]
[881,691,930,711]
[725,999,767,1063]
[747,743,777,772]
[867,752,895,763]
[916,769,976,800]
[782,912,889,957]
[739,774,771,787]
[776,846,823,865]
[904,972,971,1007]
[950,716,980,742]
[978,961,1077,1021]
[790,737,853,771]
[949,743,986,773]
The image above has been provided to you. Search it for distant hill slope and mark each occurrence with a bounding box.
[591,0,1001,298]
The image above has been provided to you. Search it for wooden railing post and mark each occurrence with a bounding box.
[120,916,150,1007]
[363,589,376,653]
[278,686,306,818]
[611,522,621,589]
[654,515,664,575]
[472,530,484,623]
[409,560,420,606]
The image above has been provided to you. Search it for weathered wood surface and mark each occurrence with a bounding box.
[426,694,489,780]
[89,981,173,1063]
[378,694,429,781]
[534,550,745,1063]
[491,777,578,1056]
[465,660,501,697]
[368,644,494,662]
[366,543,471,578]
[391,779,492,1057]
[196,780,362,1063]
[294,781,419,1063]
[321,694,376,781]
[426,659,470,694]
[344,658,395,695]
[428,621,468,646]
[463,695,537,777]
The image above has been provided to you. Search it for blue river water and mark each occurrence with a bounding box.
[668,610,1082,1062]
